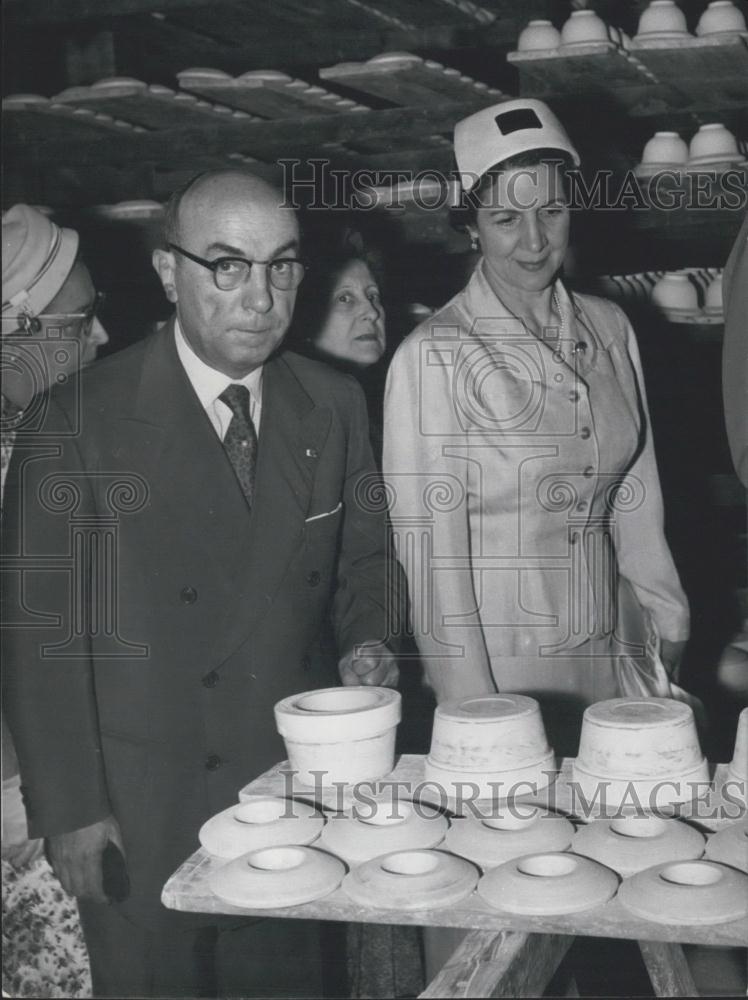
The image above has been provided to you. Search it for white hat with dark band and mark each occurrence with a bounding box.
[454,99,580,193]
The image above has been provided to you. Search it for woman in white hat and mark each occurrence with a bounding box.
[383,100,689,754]
[2,203,108,998]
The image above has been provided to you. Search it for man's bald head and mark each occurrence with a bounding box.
[163,169,294,247]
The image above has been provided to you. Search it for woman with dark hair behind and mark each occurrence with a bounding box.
[291,230,388,462]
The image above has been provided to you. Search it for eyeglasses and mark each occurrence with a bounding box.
[169,243,306,292]
[16,292,106,337]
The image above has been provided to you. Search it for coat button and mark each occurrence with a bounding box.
[180,587,198,605]
[583,466,594,478]
[576,500,588,512]
[202,671,219,688]
[580,427,591,440]
[569,390,580,402]
[205,754,222,771]
[307,570,321,587]
[301,655,312,672]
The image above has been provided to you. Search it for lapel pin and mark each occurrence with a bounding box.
[305,448,319,459]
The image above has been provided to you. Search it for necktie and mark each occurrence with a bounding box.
[219,384,258,507]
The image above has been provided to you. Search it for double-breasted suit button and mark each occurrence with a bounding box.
[180,586,198,605]
[580,427,591,440]
[301,655,311,672]
[576,500,588,512]
[307,570,321,587]
[569,390,580,402]
[583,466,594,478]
[205,754,222,771]
[202,671,219,688]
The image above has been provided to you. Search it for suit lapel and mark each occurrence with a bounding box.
[210,353,333,668]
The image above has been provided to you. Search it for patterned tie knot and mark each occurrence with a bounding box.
[219,383,251,422]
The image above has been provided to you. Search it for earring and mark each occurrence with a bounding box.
[469,234,480,253]
[165,285,177,303]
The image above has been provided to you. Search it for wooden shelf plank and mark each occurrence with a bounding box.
[320,51,507,109]
[176,67,371,119]
[2,94,147,141]
[53,79,258,129]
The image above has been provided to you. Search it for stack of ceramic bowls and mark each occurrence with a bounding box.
[424,694,555,802]
[695,0,748,38]
[635,131,689,176]
[274,686,401,785]
[514,14,630,55]
[687,123,745,170]
[634,0,691,42]
[572,697,709,814]
[726,708,748,805]
[651,272,700,320]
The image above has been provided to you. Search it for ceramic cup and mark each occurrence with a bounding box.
[641,131,689,166]
[561,9,610,45]
[696,0,747,36]
[517,19,562,51]
[651,272,700,311]
[689,123,740,161]
[637,0,689,35]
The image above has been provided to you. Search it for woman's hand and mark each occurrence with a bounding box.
[2,836,45,870]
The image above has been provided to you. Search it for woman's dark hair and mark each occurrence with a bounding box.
[289,228,385,351]
[450,148,577,233]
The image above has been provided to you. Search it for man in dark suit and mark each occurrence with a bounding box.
[2,170,402,997]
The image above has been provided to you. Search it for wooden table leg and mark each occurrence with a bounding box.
[419,930,573,998]
[639,941,699,998]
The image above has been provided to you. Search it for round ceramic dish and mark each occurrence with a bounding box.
[478,852,619,915]
[572,816,705,876]
[209,845,345,909]
[342,849,479,910]
[199,797,324,860]
[445,810,574,870]
[618,860,748,924]
[318,800,448,864]
[572,698,709,811]
[704,821,748,873]
[274,686,401,785]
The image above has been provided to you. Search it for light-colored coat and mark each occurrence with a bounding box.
[383,263,688,700]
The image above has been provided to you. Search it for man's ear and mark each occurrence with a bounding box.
[152,248,178,303]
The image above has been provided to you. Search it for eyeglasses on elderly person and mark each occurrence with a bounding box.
[168,243,307,292]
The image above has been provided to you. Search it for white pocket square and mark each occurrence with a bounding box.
[305,502,342,523]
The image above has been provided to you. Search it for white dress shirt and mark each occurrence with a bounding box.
[174,319,262,439]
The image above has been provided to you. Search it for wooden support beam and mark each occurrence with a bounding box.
[638,941,699,998]
[420,930,573,999]
[5,104,480,167]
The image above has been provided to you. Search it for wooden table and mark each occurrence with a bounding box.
[163,757,747,998]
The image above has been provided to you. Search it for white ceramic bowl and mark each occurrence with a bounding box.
[274,686,401,785]
[199,796,324,859]
[572,816,705,876]
[704,820,748,872]
[641,131,689,166]
[651,273,700,311]
[425,694,555,800]
[478,852,619,915]
[561,9,610,45]
[317,799,448,864]
[572,697,709,811]
[517,19,562,52]
[618,859,748,924]
[209,845,345,908]
[637,0,689,35]
[342,849,479,910]
[445,810,574,869]
[696,0,747,36]
[689,123,740,162]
